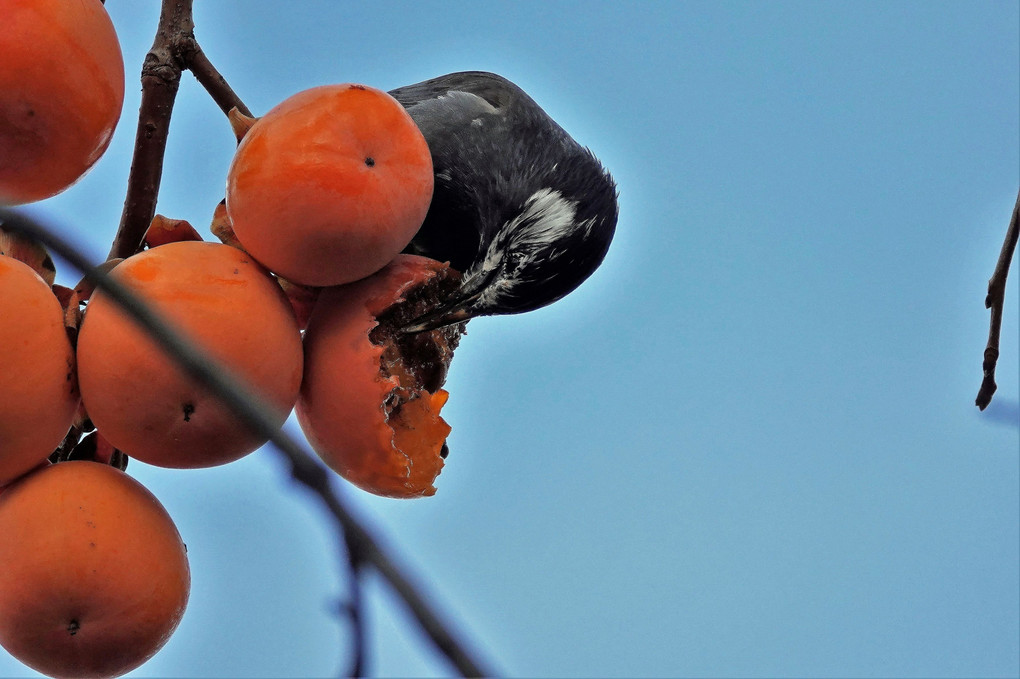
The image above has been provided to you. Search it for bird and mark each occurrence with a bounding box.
[387,71,618,332]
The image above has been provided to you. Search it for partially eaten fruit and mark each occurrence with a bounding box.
[297,255,465,498]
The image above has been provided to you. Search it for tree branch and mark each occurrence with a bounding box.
[341,526,368,678]
[188,48,253,118]
[976,189,1020,410]
[109,0,195,260]
[6,214,495,678]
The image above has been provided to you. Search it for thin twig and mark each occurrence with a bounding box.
[188,48,253,118]
[341,531,368,678]
[5,214,495,679]
[976,189,1020,410]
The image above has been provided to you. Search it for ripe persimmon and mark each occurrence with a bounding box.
[0,0,125,204]
[0,254,78,486]
[297,255,465,498]
[0,461,189,679]
[225,84,434,287]
[76,241,303,468]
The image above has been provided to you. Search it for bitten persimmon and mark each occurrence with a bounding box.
[297,255,465,498]
[0,461,189,679]
[76,241,303,468]
[225,84,434,287]
[0,254,78,486]
[0,0,125,205]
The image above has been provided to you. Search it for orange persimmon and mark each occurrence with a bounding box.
[0,461,189,679]
[0,0,125,205]
[225,84,434,287]
[297,255,464,498]
[76,241,303,468]
[0,254,78,485]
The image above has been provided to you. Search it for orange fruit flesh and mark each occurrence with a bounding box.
[369,264,463,495]
[379,340,453,495]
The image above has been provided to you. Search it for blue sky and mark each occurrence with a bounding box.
[3,1,1018,677]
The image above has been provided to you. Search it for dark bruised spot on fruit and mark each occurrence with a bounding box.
[182,403,194,422]
[368,264,464,457]
[67,619,80,636]
[370,269,464,403]
[365,157,375,167]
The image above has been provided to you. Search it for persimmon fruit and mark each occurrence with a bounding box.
[0,0,125,205]
[76,241,303,468]
[0,461,189,679]
[297,255,465,498]
[0,254,78,486]
[225,84,434,287]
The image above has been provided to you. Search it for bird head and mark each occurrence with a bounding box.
[402,153,617,333]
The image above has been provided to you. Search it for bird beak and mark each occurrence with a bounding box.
[400,269,493,333]
[399,288,483,333]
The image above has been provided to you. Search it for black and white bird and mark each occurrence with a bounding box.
[388,71,618,332]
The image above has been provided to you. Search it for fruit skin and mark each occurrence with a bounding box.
[297,255,458,498]
[226,84,434,287]
[0,254,78,485]
[0,461,190,679]
[76,241,303,468]
[0,0,125,205]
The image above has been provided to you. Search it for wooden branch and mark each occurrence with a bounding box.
[188,48,253,118]
[341,516,367,677]
[976,189,1020,410]
[109,0,195,260]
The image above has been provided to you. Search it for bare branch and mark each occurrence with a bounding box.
[109,0,195,260]
[341,530,368,678]
[188,48,253,118]
[976,189,1020,410]
[6,213,496,678]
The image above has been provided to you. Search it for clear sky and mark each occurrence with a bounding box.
[3,1,1018,677]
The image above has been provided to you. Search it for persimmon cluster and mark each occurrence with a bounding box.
[1,1,468,677]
